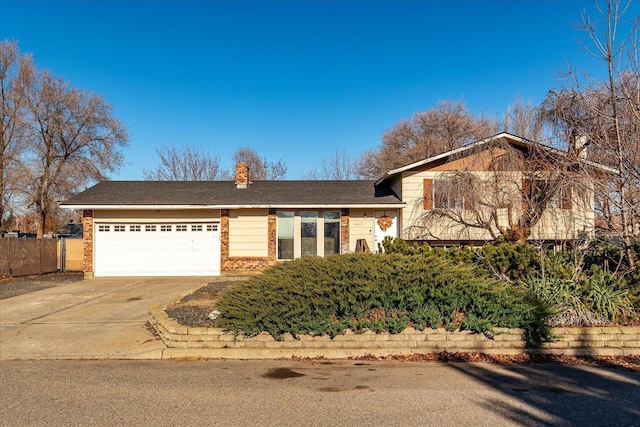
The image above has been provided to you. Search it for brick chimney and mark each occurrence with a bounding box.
[235,162,249,189]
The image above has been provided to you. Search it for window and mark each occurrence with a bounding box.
[145,225,156,232]
[114,225,126,232]
[323,212,341,256]
[98,225,110,232]
[129,225,141,232]
[160,225,172,232]
[301,212,317,257]
[207,224,218,232]
[191,224,203,232]
[433,180,464,209]
[546,186,572,210]
[176,225,187,232]
[277,211,294,260]
[524,179,572,210]
[277,211,343,260]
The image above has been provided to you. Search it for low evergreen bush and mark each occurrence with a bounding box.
[216,253,551,345]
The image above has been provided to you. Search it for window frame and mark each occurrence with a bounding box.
[433,179,465,210]
[277,210,342,260]
[277,211,295,260]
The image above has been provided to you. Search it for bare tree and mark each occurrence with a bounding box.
[302,149,358,180]
[503,96,545,142]
[143,144,229,181]
[540,0,639,269]
[357,100,499,179]
[20,67,128,237]
[232,147,287,180]
[0,41,32,226]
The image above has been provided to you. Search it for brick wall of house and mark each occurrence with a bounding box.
[268,209,277,261]
[82,209,93,277]
[341,208,350,254]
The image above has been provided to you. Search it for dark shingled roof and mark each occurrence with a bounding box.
[61,180,403,207]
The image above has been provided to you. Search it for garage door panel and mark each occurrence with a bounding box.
[94,222,220,277]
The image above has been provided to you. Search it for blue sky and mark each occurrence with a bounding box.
[2,0,635,180]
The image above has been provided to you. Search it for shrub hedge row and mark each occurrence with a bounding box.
[215,237,638,344]
[216,253,551,345]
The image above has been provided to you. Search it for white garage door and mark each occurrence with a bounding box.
[94,222,221,276]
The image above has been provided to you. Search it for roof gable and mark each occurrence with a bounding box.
[374,132,618,185]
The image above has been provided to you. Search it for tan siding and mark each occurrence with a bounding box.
[401,170,434,239]
[399,169,592,242]
[229,209,269,257]
[349,209,375,252]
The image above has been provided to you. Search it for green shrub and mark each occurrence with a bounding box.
[216,253,551,345]
[518,272,636,325]
[584,272,634,323]
[476,239,542,281]
[380,237,543,281]
[382,237,639,325]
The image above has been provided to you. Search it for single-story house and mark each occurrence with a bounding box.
[62,132,613,277]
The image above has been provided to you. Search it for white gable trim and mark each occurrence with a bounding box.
[374,132,618,185]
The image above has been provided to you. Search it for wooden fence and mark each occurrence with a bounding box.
[0,238,59,277]
[57,238,83,272]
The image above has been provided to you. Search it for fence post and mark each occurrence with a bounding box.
[60,238,66,272]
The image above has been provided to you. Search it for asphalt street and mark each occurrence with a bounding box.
[2,359,639,426]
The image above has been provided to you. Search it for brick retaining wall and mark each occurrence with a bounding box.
[148,305,640,359]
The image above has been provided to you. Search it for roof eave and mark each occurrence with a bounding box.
[61,203,406,210]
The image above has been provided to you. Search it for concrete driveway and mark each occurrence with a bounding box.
[0,276,211,360]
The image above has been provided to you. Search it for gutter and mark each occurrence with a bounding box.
[61,203,406,210]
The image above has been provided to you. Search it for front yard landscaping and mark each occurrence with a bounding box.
[165,238,639,345]
[165,280,235,327]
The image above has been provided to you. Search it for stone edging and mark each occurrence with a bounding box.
[148,305,640,359]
